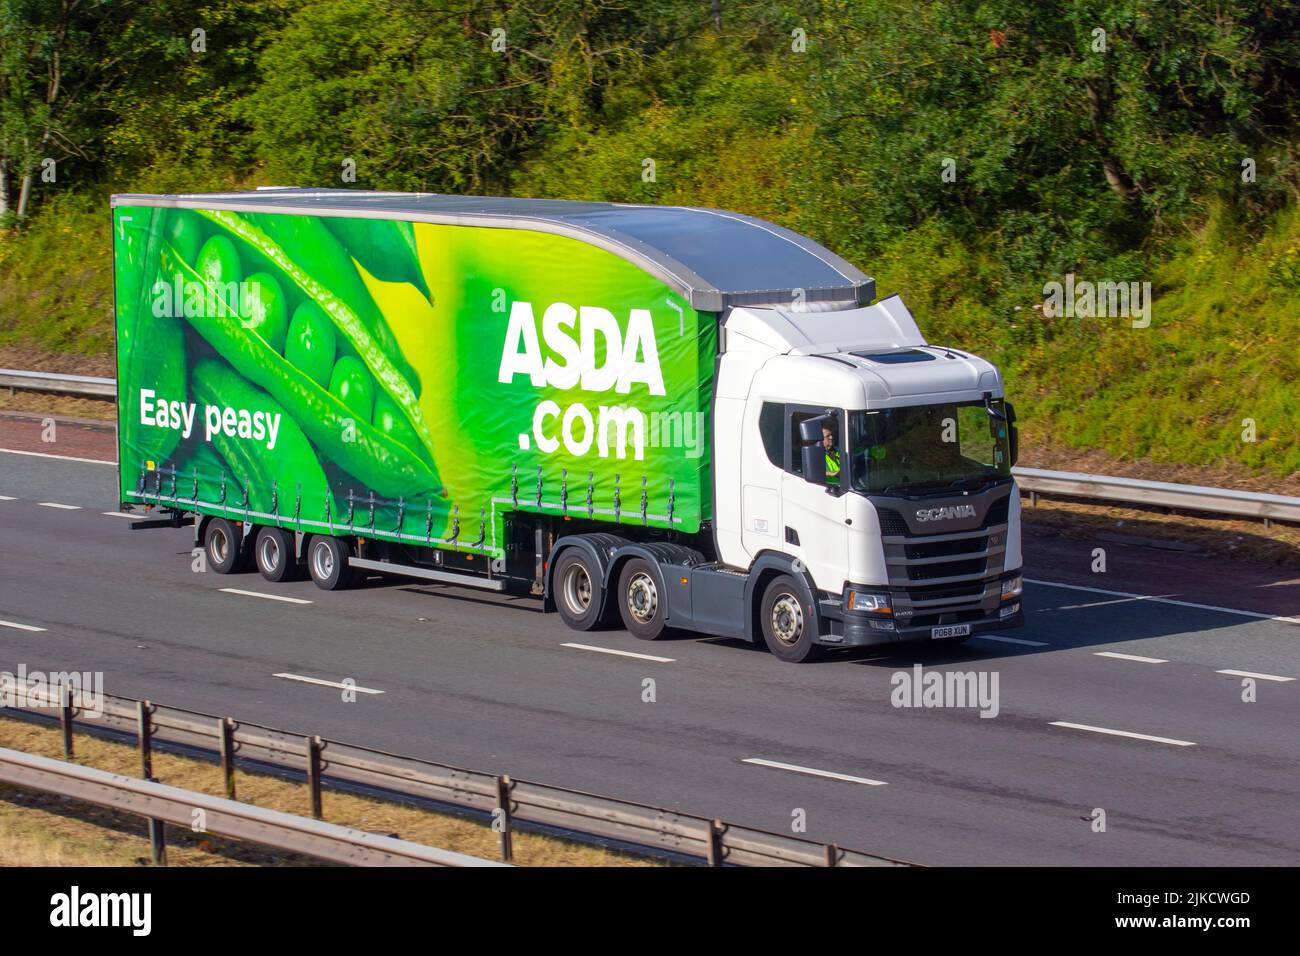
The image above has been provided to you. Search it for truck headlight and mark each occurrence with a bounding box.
[1000,574,1023,600]
[847,589,891,614]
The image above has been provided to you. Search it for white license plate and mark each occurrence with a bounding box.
[931,624,972,640]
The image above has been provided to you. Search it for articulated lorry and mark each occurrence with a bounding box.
[112,189,1024,662]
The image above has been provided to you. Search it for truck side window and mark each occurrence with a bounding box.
[758,402,784,468]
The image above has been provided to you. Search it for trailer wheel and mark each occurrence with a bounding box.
[553,549,604,631]
[760,574,820,663]
[617,558,669,641]
[204,518,246,574]
[255,526,298,583]
[306,535,355,591]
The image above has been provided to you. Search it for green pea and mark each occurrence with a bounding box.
[286,301,336,387]
[195,235,242,313]
[372,390,419,452]
[329,355,375,423]
[239,271,289,354]
[165,210,205,265]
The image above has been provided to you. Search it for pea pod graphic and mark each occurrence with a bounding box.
[115,207,187,474]
[324,216,430,301]
[191,210,433,461]
[240,211,422,394]
[162,237,444,501]
[191,358,337,518]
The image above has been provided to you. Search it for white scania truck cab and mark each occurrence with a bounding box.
[704,295,1024,660]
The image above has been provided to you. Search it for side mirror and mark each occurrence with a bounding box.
[798,415,829,444]
[1006,402,1019,467]
[796,414,831,486]
[801,442,827,485]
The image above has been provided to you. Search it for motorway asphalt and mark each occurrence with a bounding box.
[1,447,1298,865]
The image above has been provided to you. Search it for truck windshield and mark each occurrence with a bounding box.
[848,400,1011,496]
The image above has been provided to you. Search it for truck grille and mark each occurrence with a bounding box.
[875,492,1012,617]
[907,557,987,581]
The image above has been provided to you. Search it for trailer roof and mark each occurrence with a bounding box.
[111,188,874,313]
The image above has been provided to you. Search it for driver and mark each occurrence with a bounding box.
[823,424,841,485]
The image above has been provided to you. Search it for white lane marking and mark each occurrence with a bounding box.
[1095,651,1169,664]
[561,642,675,663]
[0,619,47,633]
[742,758,888,787]
[219,588,313,605]
[102,511,142,519]
[1216,669,1296,683]
[37,501,81,510]
[273,673,384,694]
[0,447,114,465]
[1049,721,1196,747]
[970,634,1050,647]
[1042,595,1173,611]
[1028,578,1300,625]
[0,495,15,500]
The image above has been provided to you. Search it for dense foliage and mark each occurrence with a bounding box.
[1,0,1298,470]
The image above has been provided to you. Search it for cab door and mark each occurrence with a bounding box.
[779,406,850,593]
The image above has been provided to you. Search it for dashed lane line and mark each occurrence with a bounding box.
[1049,721,1196,747]
[561,643,675,663]
[742,758,888,787]
[219,588,313,605]
[272,673,384,694]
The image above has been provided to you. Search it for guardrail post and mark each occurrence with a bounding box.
[137,699,154,779]
[219,717,236,800]
[825,843,840,867]
[495,775,514,862]
[148,819,167,865]
[60,684,74,757]
[706,819,724,866]
[307,736,323,819]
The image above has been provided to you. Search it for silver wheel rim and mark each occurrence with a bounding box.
[210,527,229,565]
[312,542,335,581]
[561,563,593,616]
[770,593,804,646]
[260,535,281,573]
[626,571,658,625]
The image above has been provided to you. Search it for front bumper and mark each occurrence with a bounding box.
[817,576,1024,648]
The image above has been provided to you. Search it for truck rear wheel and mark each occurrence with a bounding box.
[255,526,298,583]
[553,549,604,631]
[204,518,246,574]
[306,535,356,591]
[760,574,820,663]
[617,558,669,641]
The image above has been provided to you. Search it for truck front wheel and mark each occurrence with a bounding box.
[306,535,356,591]
[552,549,604,631]
[760,575,820,663]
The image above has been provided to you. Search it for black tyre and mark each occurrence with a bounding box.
[760,574,820,663]
[204,517,246,574]
[254,526,298,583]
[553,549,604,631]
[617,558,668,641]
[306,535,356,591]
